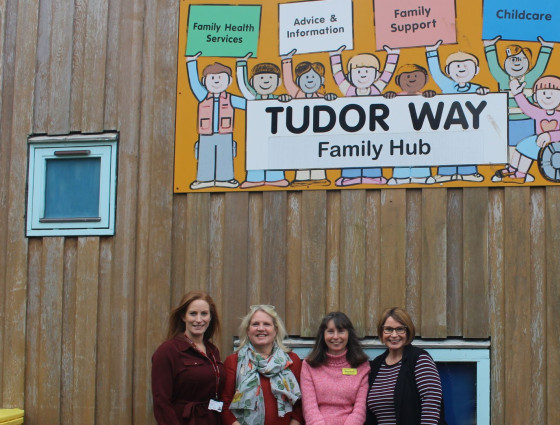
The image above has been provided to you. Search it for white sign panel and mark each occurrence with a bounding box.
[278,0,354,55]
[246,93,508,169]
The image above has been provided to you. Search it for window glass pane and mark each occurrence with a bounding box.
[437,362,477,425]
[44,158,101,218]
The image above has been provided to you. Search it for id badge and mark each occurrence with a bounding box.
[208,399,223,412]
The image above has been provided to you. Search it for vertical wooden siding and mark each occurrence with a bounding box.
[1,1,560,424]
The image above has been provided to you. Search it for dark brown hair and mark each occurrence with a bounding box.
[167,291,220,341]
[306,312,368,368]
[294,61,325,79]
[251,62,281,79]
[376,307,415,346]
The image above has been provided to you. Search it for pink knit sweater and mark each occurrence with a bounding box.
[301,351,370,425]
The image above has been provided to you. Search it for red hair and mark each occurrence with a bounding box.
[167,291,220,341]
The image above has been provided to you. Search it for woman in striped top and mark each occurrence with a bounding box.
[365,307,446,425]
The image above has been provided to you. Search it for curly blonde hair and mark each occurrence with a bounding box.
[236,305,290,353]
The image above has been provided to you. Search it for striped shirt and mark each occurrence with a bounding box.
[366,354,442,424]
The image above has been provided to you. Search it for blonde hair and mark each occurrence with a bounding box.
[236,305,290,353]
[445,51,479,67]
[347,53,380,71]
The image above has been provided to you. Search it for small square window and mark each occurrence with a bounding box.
[27,133,118,236]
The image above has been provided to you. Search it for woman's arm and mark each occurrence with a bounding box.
[151,344,181,425]
[300,361,326,425]
[287,352,305,424]
[221,354,241,425]
[414,353,443,424]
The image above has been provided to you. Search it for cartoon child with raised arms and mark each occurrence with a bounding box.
[329,44,400,186]
[236,52,292,189]
[186,52,246,190]
[484,36,554,161]
[281,48,338,187]
[426,40,489,183]
[383,64,436,185]
[492,76,560,184]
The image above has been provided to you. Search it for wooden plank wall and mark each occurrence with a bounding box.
[1,1,560,424]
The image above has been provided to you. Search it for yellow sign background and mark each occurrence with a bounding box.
[175,0,560,192]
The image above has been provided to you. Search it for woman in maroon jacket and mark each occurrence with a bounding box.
[152,291,224,425]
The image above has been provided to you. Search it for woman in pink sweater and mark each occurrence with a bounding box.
[301,312,370,425]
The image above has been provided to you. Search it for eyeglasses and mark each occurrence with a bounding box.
[382,326,407,335]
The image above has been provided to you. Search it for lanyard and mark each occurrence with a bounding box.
[185,336,221,399]
[207,350,221,399]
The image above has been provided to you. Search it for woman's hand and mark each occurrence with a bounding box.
[288,420,301,425]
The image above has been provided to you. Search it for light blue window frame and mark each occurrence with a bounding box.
[27,133,118,237]
[277,338,490,425]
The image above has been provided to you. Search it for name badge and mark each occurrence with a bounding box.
[208,399,223,412]
[342,368,357,375]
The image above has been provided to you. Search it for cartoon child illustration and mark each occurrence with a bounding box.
[484,36,554,161]
[329,45,400,186]
[186,52,246,189]
[236,53,291,189]
[281,49,337,187]
[383,64,436,185]
[426,40,489,183]
[383,64,436,99]
[492,76,560,184]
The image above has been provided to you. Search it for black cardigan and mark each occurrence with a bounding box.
[365,344,447,425]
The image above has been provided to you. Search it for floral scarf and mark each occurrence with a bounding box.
[229,342,301,425]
